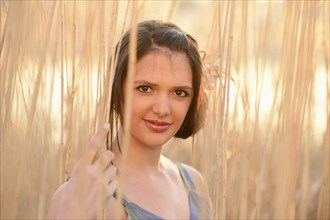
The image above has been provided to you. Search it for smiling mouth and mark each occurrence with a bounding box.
[143,119,172,132]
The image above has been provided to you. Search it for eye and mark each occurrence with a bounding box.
[137,86,152,93]
[174,90,188,97]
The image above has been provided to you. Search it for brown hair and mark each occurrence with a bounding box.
[108,20,207,148]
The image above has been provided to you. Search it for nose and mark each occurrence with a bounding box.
[152,93,171,117]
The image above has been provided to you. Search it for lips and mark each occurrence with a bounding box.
[143,119,172,132]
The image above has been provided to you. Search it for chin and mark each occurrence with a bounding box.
[139,134,173,148]
[144,139,171,148]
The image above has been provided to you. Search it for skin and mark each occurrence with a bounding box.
[47,124,118,219]
[125,49,193,149]
[47,50,212,219]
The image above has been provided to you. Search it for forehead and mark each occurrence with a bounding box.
[135,50,193,86]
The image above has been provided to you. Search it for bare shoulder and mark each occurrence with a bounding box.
[180,164,207,194]
[180,163,213,210]
[161,157,208,193]
[181,163,214,218]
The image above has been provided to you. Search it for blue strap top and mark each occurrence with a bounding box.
[113,163,212,219]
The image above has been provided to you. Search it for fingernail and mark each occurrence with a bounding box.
[103,123,110,131]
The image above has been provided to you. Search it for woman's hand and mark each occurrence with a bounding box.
[47,123,118,219]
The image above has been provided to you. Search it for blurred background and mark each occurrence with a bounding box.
[1,0,329,219]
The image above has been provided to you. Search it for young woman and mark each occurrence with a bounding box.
[48,20,212,219]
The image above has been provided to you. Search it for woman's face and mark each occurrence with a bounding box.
[123,49,193,148]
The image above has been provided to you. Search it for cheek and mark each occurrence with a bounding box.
[130,97,148,116]
[175,100,192,120]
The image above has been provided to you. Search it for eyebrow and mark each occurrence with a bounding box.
[134,80,193,91]
[134,80,158,87]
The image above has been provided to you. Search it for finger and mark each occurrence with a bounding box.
[99,150,114,170]
[105,179,118,200]
[82,123,110,164]
[104,165,117,184]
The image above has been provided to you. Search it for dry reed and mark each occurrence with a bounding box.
[0,0,329,219]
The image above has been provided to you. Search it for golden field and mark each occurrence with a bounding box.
[1,1,329,219]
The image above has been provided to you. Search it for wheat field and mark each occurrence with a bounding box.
[0,1,329,219]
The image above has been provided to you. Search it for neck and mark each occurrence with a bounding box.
[111,129,164,175]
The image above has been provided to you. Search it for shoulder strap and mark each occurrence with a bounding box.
[113,191,130,207]
[113,191,165,220]
[176,163,195,191]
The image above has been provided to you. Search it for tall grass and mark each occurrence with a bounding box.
[1,0,329,219]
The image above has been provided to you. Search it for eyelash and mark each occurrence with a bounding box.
[136,86,152,93]
[174,90,189,97]
[136,85,190,97]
